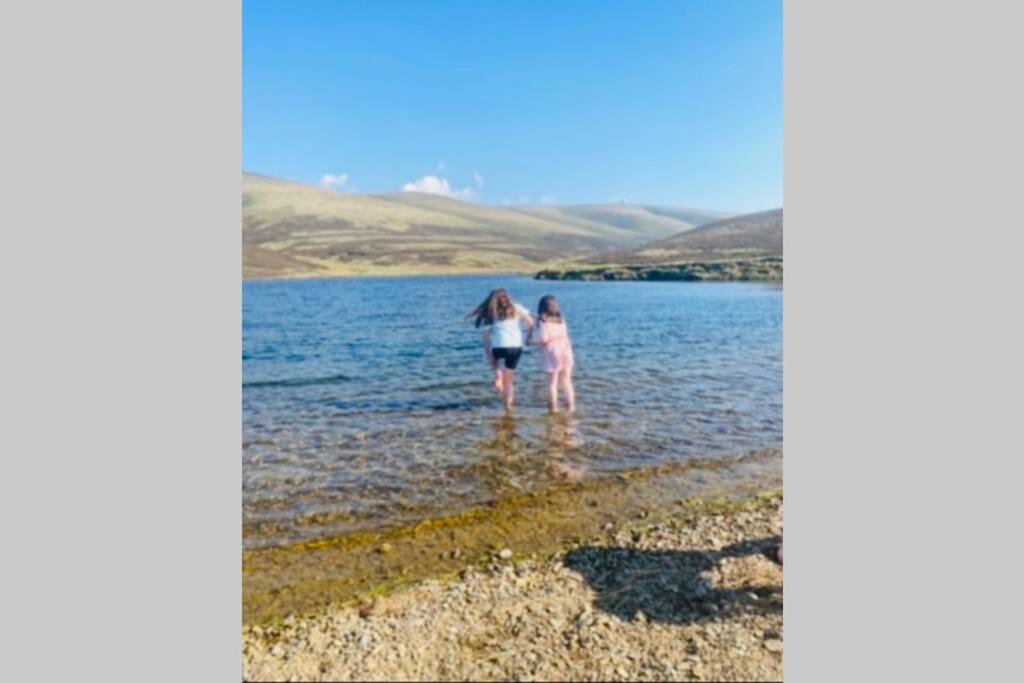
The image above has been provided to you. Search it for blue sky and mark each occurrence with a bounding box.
[243,0,781,213]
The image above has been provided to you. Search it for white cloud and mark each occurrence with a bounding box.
[473,172,485,189]
[501,196,533,206]
[540,194,557,206]
[320,173,350,191]
[402,175,474,200]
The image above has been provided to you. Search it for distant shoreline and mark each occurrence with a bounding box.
[536,258,783,283]
[243,268,535,283]
[242,260,783,283]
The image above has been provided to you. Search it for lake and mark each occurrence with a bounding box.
[243,275,782,549]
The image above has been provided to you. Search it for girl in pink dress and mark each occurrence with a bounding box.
[527,295,576,413]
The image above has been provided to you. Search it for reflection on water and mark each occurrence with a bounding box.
[543,415,588,483]
[478,414,589,487]
[243,275,782,548]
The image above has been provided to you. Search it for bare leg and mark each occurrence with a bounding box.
[485,337,502,392]
[546,371,560,413]
[560,366,575,412]
[502,369,516,412]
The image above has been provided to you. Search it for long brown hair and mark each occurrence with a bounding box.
[467,288,517,328]
[537,295,563,323]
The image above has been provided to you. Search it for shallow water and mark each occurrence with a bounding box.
[243,275,782,548]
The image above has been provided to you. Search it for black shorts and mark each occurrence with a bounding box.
[492,347,523,370]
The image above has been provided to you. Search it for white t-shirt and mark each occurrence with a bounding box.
[490,303,530,348]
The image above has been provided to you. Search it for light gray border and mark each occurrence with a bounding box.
[4,0,1021,680]
[3,1,240,680]
[786,1,1020,681]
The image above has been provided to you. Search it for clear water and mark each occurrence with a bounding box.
[243,275,782,548]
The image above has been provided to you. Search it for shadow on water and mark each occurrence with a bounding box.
[563,536,782,625]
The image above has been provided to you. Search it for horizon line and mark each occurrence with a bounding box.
[243,170,782,215]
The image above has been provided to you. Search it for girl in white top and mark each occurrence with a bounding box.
[466,287,534,412]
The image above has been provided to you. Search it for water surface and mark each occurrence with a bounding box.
[243,275,781,548]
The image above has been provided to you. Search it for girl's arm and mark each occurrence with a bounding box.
[526,321,546,346]
[482,329,497,368]
[521,311,537,345]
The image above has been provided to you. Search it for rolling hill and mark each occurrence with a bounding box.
[536,209,783,281]
[513,204,733,243]
[610,208,783,265]
[242,173,732,279]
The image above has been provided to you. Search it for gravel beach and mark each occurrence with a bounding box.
[243,492,783,681]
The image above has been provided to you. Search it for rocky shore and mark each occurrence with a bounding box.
[535,258,782,282]
[243,492,783,681]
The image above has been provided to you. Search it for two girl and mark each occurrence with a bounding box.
[467,288,575,413]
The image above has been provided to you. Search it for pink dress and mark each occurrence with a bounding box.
[534,320,574,372]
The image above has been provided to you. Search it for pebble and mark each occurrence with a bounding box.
[378,542,394,555]
[498,548,513,560]
[358,599,379,618]
[764,639,784,653]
